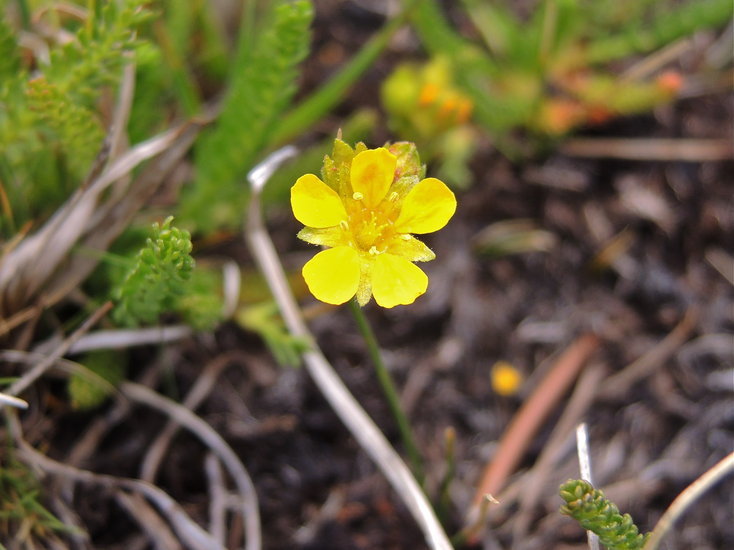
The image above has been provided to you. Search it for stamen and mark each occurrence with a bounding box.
[389,192,399,202]
[369,246,380,255]
[352,191,364,200]
[339,220,349,231]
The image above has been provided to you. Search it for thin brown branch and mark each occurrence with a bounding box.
[561,138,733,161]
[469,333,600,525]
[600,308,698,399]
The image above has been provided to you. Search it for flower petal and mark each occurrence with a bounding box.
[355,260,372,306]
[350,148,397,208]
[386,235,436,262]
[372,253,428,308]
[302,246,360,305]
[297,226,350,248]
[394,177,456,234]
[291,174,347,228]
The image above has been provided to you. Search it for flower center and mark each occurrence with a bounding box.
[346,194,399,254]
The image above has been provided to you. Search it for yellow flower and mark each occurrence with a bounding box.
[291,144,456,308]
[491,361,523,396]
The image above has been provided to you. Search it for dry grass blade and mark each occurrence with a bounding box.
[576,423,601,550]
[5,301,113,398]
[645,452,734,550]
[245,147,454,550]
[121,382,261,550]
[0,116,205,319]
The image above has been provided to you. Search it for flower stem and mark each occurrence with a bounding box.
[348,299,424,482]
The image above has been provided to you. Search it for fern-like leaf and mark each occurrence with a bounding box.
[183,0,314,233]
[560,479,649,550]
[45,0,152,106]
[25,77,105,179]
[113,217,195,327]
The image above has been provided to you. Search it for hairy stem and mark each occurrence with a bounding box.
[348,298,424,482]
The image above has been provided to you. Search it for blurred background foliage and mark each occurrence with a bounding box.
[0,0,731,398]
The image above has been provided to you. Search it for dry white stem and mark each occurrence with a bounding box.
[48,325,192,355]
[8,413,223,550]
[0,392,29,410]
[140,355,230,482]
[576,423,593,484]
[5,302,112,397]
[645,452,734,550]
[121,382,261,550]
[116,492,184,550]
[245,147,454,550]
[576,423,600,550]
[49,496,91,550]
[293,487,346,545]
[221,261,242,319]
[205,453,228,545]
[108,61,137,164]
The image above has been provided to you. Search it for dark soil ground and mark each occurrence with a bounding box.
[5,2,733,550]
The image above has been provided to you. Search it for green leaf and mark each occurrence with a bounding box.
[0,12,20,80]
[270,2,412,145]
[183,0,314,233]
[68,351,125,410]
[236,302,310,368]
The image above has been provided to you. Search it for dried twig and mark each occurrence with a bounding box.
[205,453,228,546]
[139,353,233,482]
[5,301,113,398]
[116,492,183,550]
[23,325,193,357]
[245,147,454,550]
[0,115,207,318]
[121,382,261,550]
[600,309,698,399]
